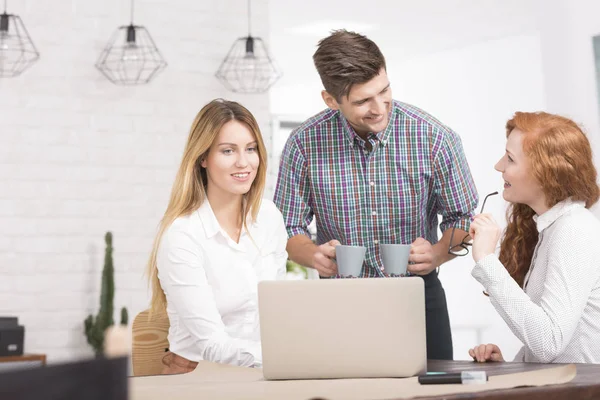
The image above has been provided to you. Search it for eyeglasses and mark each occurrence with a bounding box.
[447,191,499,256]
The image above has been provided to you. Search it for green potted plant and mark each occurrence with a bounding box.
[84,232,128,356]
[286,259,309,279]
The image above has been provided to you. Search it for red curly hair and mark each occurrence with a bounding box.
[499,112,599,287]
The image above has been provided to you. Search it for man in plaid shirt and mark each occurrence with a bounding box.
[273,30,478,360]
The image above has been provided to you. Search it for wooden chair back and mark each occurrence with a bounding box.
[131,309,170,376]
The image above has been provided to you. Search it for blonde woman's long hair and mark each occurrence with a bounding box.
[146,99,267,314]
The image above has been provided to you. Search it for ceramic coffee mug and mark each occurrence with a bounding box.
[335,245,366,277]
[380,244,411,277]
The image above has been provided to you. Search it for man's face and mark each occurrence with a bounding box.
[326,69,392,138]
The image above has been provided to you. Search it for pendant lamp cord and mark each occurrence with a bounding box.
[130,0,134,24]
[247,0,251,36]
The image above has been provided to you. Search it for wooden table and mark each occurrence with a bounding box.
[426,360,600,399]
[130,359,600,400]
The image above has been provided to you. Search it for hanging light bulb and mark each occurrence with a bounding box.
[120,26,139,62]
[0,31,9,51]
[238,37,257,83]
[96,0,167,85]
[0,0,40,77]
[215,0,282,93]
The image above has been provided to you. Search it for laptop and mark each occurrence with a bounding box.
[258,277,427,380]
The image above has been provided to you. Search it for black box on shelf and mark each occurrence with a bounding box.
[0,317,25,356]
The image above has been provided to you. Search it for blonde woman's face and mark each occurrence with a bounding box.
[201,120,260,199]
[494,129,546,213]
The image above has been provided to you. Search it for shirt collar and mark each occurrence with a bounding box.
[340,113,359,147]
[533,197,585,232]
[197,200,220,239]
[339,106,396,148]
[196,199,260,239]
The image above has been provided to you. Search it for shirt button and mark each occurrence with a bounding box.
[372,211,377,216]
[374,240,379,245]
[369,181,375,186]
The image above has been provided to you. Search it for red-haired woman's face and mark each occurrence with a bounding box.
[494,129,548,214]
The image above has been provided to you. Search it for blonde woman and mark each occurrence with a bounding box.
[147,99,288,374]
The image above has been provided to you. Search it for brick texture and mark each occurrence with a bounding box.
[0,0,273,363]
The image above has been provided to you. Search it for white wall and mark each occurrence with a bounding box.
[538,0,600,217]
[0,0,272,363]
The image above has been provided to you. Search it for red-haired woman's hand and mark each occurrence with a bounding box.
[469,213,501,263]
[469,343,504,362]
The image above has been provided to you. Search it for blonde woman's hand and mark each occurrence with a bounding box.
[468,343,504,362]
[468,213,501,263]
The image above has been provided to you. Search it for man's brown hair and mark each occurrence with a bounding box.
[313,29,387,102]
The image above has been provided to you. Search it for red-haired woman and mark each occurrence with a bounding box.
[468,112,600,363]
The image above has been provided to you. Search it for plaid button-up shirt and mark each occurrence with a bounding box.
[274,100,478,277]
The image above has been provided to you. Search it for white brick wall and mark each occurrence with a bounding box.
[0,0,273,363]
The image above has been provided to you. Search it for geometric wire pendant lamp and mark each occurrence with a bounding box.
[0,0,40,78]
[215,0,282,93]
[95,0,167,85]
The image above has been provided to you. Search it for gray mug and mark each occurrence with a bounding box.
[380,244,411,276]
[335,245,366,277]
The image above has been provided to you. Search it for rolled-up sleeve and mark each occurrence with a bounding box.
[273,134,313,239]
[432,128,478,233]
[157,227,261,367]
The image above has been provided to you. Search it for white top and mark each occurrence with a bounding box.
[157,198,288,367]
[472,198,600,363]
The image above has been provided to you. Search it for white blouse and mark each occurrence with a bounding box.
[472,198,600,363]
[156,198,288,368]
